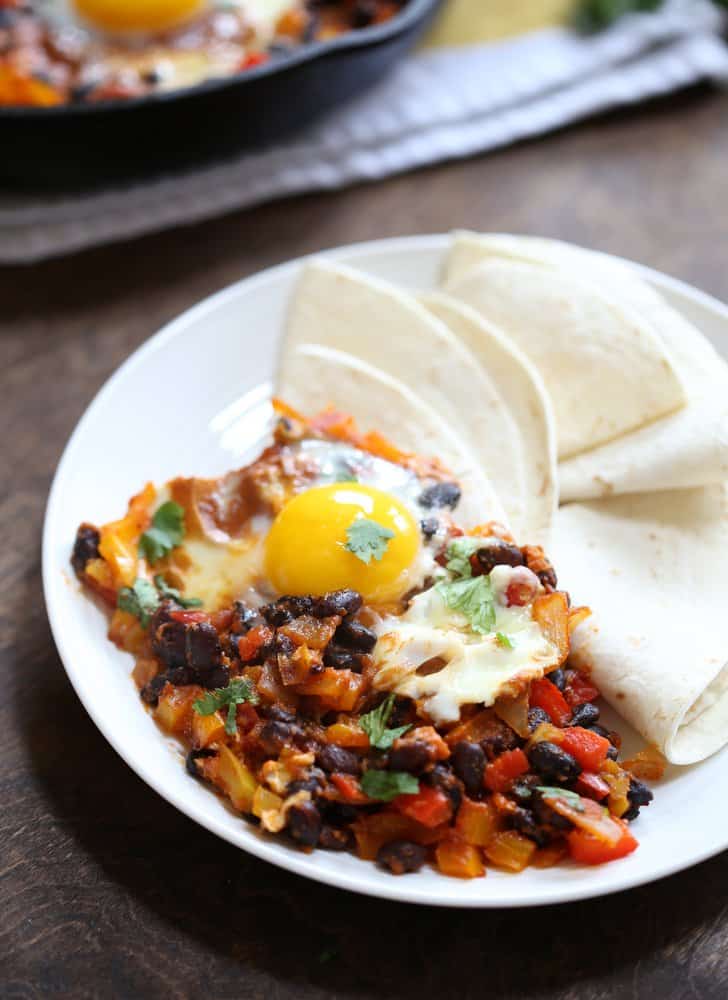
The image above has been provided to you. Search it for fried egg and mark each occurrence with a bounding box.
[373,564,561,723]
[160,439,453,609]
[39,0,294,35]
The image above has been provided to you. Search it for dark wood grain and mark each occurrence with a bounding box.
[3,85,728,1000]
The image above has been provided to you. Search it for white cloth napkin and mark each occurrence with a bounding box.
[1,0,726,264]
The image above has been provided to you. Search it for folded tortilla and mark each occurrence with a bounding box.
[553,484,728,764]
[277,342,507,530]
[281,261,542,539]
[445,232,728,500]
[418,292,557,546]
[442,241,687,461]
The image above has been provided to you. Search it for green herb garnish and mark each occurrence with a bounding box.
[444,536,482,579]
[344,517,395,565]
[117,577,160,627]
[154,574,203,609]
[193,678,259,736]
[359,693,411,750]
[536,786,585,811]
[435,575,496,635]
[574,0,662,33]
[360,769,419,802]
[139,501,186,564]
[496,632,514,649]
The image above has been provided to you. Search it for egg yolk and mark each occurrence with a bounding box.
[265,483,420,602]
[72,0,207,33]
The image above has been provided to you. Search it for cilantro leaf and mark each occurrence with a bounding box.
[154,574,203,609]
[574,0,662,34]
[117,577,160,628]
[444,536,482,579]
[496,632,514,649]
[536,786,585,812]
[359,693,411,750]
[344,518,395,565]
[435,575,496,635]
[139,501,186,564]
[193,678,259,736]
[360,769,419,802]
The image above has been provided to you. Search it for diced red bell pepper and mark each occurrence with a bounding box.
[393,784,453,828]
[330,773,370,805]
[567,821,638,865]
[237,624,273,663]
[560,727,610,771]
[530,677,571,727]
[483,748,529,793]
[574,771,611,801]
[564,673,600,708]
[170,609,209,624]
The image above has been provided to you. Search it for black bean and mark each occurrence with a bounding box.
[570,702,600,727]
[532,791,572,832]
[606,746,619,761]
[266,705,296,724]
[527,741,582,783]
[528,707,551,732]
[425,765,461,813]
[259,720,301,755]
[388,741,430,776]
[151,602,187,668]
[323,801,359,826]
[231,600,265,634]
[479,718,520,761]
[511,806,551,847]
[323,644,361,671]
[287,800,322,847]
[335,619,377,653]
[318,825,352,851]
[418,481,461,510]
[511,777,539,804]
[261,595,314,626]
[185,622,222,671]
[287,777,323,795]
[587,723,611,740]
[376,840,427,875]
[471,539,524,576]
[622,778,653,821]
[0,9,19,27]
[316,744,361,775]
[420,517,439,539]
[140,673,168,706]
[70,523,101,576]
[70,82,97,103]
[313,589,363,618]
[186,748,215,778]
[451,742,486,797]
[549,668,567,692]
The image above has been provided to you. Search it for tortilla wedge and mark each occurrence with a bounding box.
[442,240,687,460]
[277,342,507,530]
[554,483,728,764]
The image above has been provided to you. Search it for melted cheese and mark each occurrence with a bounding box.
[373,571,559,723]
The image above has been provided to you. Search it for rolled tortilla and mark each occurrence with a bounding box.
[445,232,728,500]
[553,483,728,764]
[278,342,507,530]
[418,292,557,546]
[281,261,534,537]
[442,253,687,461]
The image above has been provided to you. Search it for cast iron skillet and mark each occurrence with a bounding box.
[0,0,443,189]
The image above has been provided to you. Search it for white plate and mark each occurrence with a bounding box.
[43,235,728,908]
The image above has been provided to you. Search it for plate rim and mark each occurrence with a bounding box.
[42,233,728,908]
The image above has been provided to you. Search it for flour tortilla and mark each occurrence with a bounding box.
[442,244,686,460]
[553,484,728,765]
[418,292,557,545]
[281,260,534,536]
[445,232,728,499]
[277,342,507,530]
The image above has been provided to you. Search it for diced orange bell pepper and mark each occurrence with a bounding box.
[560,727,610,772]
[455,797,499,847]
[108,608,147,654]
[435,835,485,879]
[621,744,667,782]
[296,668,364,711]
[567,821,638,865]
[484,830,536,872]
[483,748,529,793]
[192,709,226,749]
[325,721,370,749]
[531,592,570,663]
[530,677,571,727]
[531,842,569,868]
[154,686,198,735]
[393,784,453,828]
[352,810,444,860]
[237,624,272,662]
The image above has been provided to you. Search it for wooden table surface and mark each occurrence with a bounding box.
[3,86,728,1000]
